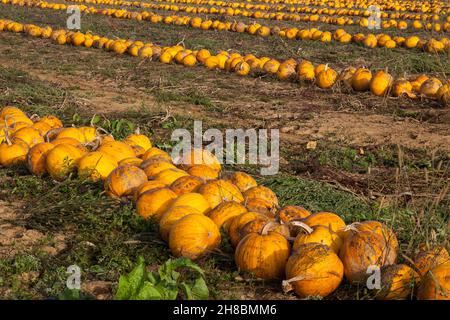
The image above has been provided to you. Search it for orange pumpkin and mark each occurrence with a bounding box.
[159,206,203,242]
[376,264,420,300]
[235,224,290,279]
[225,171,258,193]
[136,187,178,221]
[207,201,248,232]
[413,245,449,276]
[170,175,204,195]
[198,179,244,209]
[417,262,450,300]
[284,243,344,298]
[169,214,221,260]
[26,142,54,175]
[104,165,147,198]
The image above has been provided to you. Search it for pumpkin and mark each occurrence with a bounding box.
[141,147,172,161]
[77,151,118,181]
[187,164,219,181]
[223,172,257,193]
[167,192,211,215]
[136,187,178,221]
[244,185,278,208]
[370,70,393,96]
[169,214,221,260]
[316,65,338,89]
[277,205,311,224]
[104,164,147,198]
[170,175,204,195]
[237,216,272,242]
[392,79,417,98]
[123,133,152,151]
[411,74,429,93]
[245,197,276,217]
[338,67,357,87]
[283,243,344,298]
[195,174,243,205]
[297,60,315,82]
[303,212,346,232]
[154,168,189,185]
[351,68,373,92]
[26,142,54,175]
[342,221,398,265]
[54,127,85,143]
[420,78,443,97]
[45,143,85,181]
[375,264,419,300]
[133,180,166,201]
[228,211,267,247]
[12,127,44,147]
[417,262,450,300]
[235,224,290,279]
[0,138,29,167]
[340,230,393,283]
[119,157,143,167]
[159,206,203,242]
[0,106,26,119]
[97,141,136,163]
[413,245,449,276]
[32,121,52,136]
[141,160,176,178]
[292,221,342,254]
[207,201,248,232]
[177,148,221,172]
[78,126,97,143]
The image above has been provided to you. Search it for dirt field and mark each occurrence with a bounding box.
[0,1,449,300]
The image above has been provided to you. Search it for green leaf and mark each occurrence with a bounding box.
[158,258,205,282]
[115,256,146,300]
[155,281,178,300]
[132,282,162,300]
[189,277,209,300]
[115,275,131,300]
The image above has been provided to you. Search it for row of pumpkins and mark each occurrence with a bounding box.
[5,0,450,54]
[3,0,449,55]
[1,19,449,107]
[59,0,450,23]
[0,106,449,300]
[56,0,450,17]
[5,0,450,32]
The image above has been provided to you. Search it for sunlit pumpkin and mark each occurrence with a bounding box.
[97,141,136,163]
[198,179,244,209]
[351,68,373,92]
[0,138,29,167]
[370,70,393,96]
[413,245,449,276]
[284,243,343,298]
[104,164,147,198]
[303,212,346,232]
[292,221,342,254]
[207,201,248,232]
[225,171,258,193]
[133,180,166,201]
[169,214,221,260]
[417,262,450,300]
[77,151,118,181]
[375,264,420,300]
[235,224,290,279]
[26,142,54,175]
[187,164,219,181]
[159,205,203,242]
[45,143,85,181]
[167,192,211,215]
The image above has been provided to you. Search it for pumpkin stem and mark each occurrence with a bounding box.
[282,275,306,293]
[30,114,40,121]
[45,128,62,142]
[90,114,98,127]
[289,220,314,234]
[261,221,279,236]
[343,222,361,233]
[135,127,141,135]
[95,126,111,136]
[4,128,12,146]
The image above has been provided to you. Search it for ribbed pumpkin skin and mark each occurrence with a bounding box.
[235,232,290,280]
[303,212,346,232]
[167,193,211,215]
[170,175,204,195]
[187,164,219,181]
[225,171,257,193]
[245,197,275,216]
[123,134,152,151]
[244,186,279,207]
[229,212,267,247]
[159,206,203,242]
[141,147,172,161]
[340,231,390,283]
[179,148,221,172]
[198,179,244,209]
[348,221,398,265]
[285,243,343,298]
[141,161,176,178]
[169,214,221,260]
[26,142,54,175]
[155,168,189,186]
[97,141,135,163]
[136,188,178,221]
[207,201,248,231]
[376,264,419,300]
[413,246,449,276]
[104,165,147,198]
[293,225,343,254]
[417,262,450,300]
[277,205,311,223]
[45,144,84,181]
[0,140,29,167]
[77,151,118,181]
[133,181,166,201]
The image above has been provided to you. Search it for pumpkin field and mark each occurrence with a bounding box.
[0,0,449,302]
